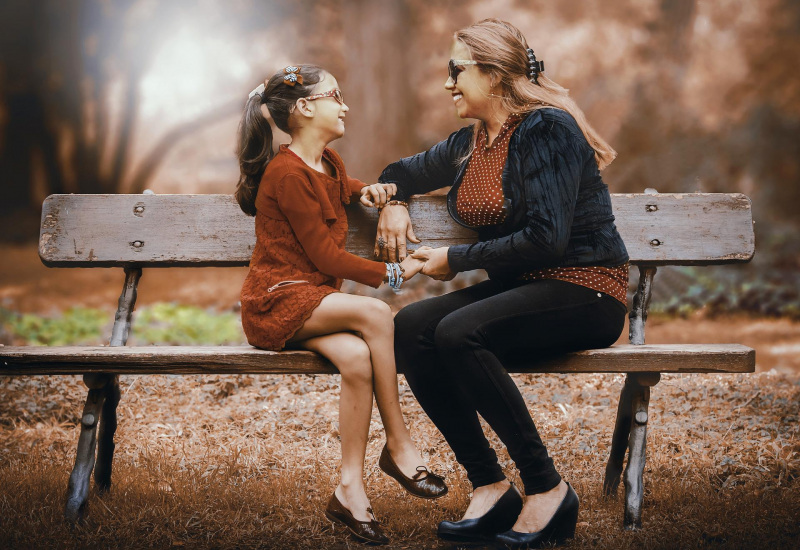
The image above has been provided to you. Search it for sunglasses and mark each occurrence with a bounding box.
[305,88,344,105]
[448,59,478,84]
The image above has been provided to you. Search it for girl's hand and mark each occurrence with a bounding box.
[375,205,420,262]
[411,246,456,281]
[360,183,397,208]
[399,254,425,280]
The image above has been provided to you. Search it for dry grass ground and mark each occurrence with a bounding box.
[2,243,800,548]
[1,369,798,549]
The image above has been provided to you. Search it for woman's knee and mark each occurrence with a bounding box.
[394,299,439,341]
[433,312,477,354]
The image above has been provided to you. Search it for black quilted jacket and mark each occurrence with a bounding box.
[378,108,629,282]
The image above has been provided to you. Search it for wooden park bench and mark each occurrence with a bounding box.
[0,189,755,529]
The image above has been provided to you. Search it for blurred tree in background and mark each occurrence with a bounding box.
[0,0,798,275]
[0,0,285,211]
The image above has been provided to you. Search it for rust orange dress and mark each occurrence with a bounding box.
[241,145,385,350]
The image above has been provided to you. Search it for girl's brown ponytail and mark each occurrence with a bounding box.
[235,65,325,216]
[235,93,274,216]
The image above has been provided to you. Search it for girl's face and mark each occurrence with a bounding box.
[444,41,493,121]
[299,73,349,140]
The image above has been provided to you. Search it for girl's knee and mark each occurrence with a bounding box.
[336,337,373,384]
[356,298,393,332]
[364,297,392,318]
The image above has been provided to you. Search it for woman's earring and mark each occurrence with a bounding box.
[488,78,502,98]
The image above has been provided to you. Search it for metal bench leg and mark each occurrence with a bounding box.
[64,374,109,522]
[95,375,121,493]
[622,373,660,530]
[604,263,660,528]
[604,376,635,495]
[64,267,141,522]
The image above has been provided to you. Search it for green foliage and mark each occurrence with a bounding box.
[132,303,245,345]
[1,304,246,346]
[650,269,800,319]
[0,307,108,346]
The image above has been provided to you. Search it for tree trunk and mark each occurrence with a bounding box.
[337,0,416,181]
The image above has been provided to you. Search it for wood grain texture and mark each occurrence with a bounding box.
[39,193,755,267]
[1,344,755,375]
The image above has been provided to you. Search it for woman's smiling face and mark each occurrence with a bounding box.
[445,40,493,121]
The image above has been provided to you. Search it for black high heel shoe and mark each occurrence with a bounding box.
[494,482,579,549]
[437,484,523,543]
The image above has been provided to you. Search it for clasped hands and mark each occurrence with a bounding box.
[360,183,456,282]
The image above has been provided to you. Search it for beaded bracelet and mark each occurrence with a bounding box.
[392,262,404,293]
[377,200,409,211]
[384,262,404,292]
[385,263,395,287]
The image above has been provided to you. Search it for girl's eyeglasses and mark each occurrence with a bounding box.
[305,88,344,105]
[448,59,478,84]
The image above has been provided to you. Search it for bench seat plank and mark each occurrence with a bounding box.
[1,344,754,375]
[39,193,754,267]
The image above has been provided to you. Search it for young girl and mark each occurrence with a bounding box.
[234,65,447,546]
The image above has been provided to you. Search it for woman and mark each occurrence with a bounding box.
[361,18,629,548]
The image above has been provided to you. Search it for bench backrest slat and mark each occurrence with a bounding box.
[39,193,754,267]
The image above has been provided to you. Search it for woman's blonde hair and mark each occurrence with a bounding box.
[456,18,616,169]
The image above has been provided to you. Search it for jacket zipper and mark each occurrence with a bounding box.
[267,280,309,292]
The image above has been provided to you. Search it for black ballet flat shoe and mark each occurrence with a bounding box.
[494,482,579,549]
[437,484,523,543]
[379,445,448,499]
[324,492,390,545]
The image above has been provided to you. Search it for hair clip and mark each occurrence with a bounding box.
[526,48,545,84]
[283,66,303,86]
[248,83,265,99]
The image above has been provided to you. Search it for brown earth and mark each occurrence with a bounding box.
[1,243,800,548]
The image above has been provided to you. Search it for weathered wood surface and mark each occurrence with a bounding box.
[39,193,754,267]
[0,344,755,375]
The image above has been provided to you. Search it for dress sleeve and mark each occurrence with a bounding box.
[447,120,585,273]
[277,174,386,287]
[378,126,473,201]
[348,177,368,197]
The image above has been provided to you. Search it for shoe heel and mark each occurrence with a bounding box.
[551,497,579,543]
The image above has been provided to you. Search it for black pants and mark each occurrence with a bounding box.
[394,278,627,495]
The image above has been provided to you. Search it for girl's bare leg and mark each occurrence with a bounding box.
[290,293,427,479]
[292,331,375,522]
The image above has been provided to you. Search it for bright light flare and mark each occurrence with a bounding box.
[140,25,250,121]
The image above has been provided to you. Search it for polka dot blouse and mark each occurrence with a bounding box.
[519,263,630,306]
[456,112,523,226]
[456,113,629,307]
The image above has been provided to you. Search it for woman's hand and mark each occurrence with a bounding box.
[412,246,456,281]
[375,205,421,262]
[360,183,397,208]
